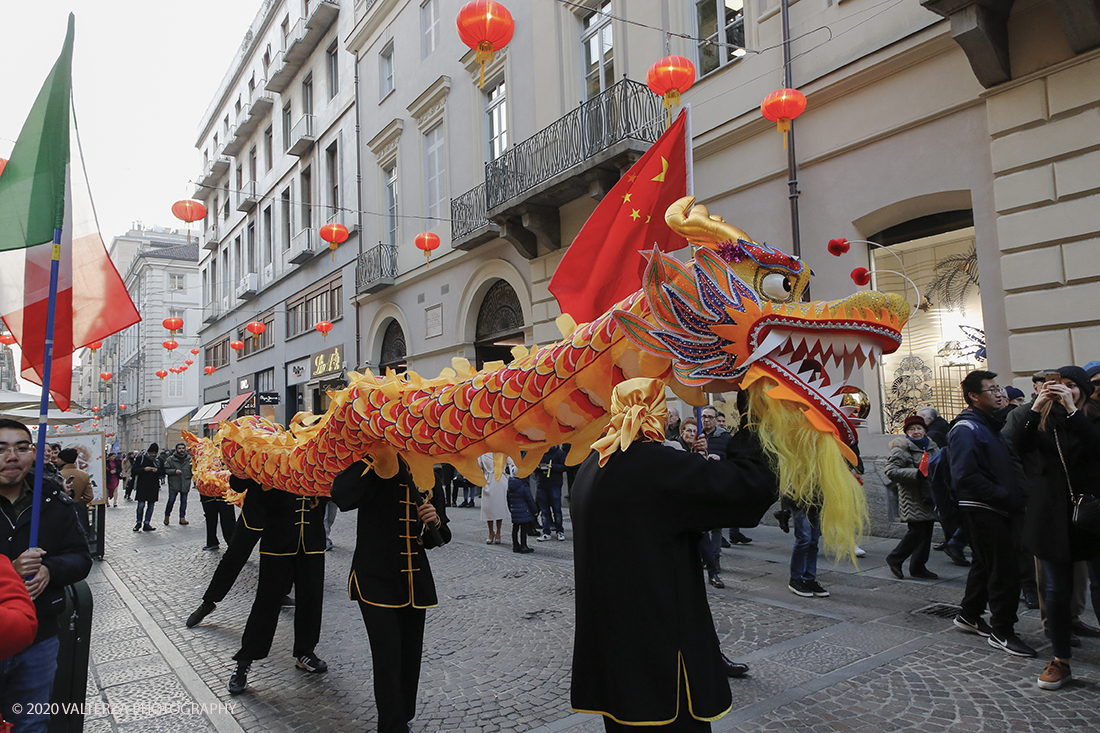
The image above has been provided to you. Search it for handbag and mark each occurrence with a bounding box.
[1054,432,1100,534]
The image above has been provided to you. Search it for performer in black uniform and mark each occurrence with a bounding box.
[228,480,328,694]
[332,458,451,733]
[571,378,778,731]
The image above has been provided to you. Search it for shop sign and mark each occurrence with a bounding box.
[287,357,311,386]
[311,344,343,379]
[258,392,280,406]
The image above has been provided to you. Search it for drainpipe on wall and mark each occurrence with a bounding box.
[353,50,364,370]
[780,0,805,298]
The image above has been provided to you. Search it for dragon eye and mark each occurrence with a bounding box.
[761,273,793,301]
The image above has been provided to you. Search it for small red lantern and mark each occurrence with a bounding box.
[100,371,113,382]
[87,340,103,352]
[319,223,349,261]
[315,321,333,341]
[457,0,515,87]
[76,426,81,431]
[92,406,100,412]
[119,404,127,410]
[646,56,696,126]
[851,267,872,287]
[172,199,207,245]
[761,88,807,149]
[415,232,441,268]
[190,347,200,355]
[163,339,179,352]
[163,317,184,335]
[156,369,168,380]
[0,333,15,346]
[246,321,267,339]
[93,422,98,428]
[828,238,850,257]
[185,359,194,366]
[230,340,245,352]
[204,366,216,375]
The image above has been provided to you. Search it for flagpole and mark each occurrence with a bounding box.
[29,228,62,550]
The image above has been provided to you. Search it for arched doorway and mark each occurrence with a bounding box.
[474,279,524,369]
[378,320,407,374]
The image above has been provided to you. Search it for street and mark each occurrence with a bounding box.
[79,499,1100,733]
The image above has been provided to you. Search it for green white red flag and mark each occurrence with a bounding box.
[0,15,140,410]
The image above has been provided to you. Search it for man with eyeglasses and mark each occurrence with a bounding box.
[948,371,1037,658]
[0,418,92,733]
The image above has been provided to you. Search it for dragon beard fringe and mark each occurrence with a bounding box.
[745,384,867,564]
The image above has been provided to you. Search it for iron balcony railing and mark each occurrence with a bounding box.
[451,182,490,241]
[356,242,399,294]
[484,78,664,210]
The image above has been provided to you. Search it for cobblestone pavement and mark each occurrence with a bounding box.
[78,495,1100,733]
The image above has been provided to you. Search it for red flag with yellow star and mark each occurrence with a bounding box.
[549,111,688,323]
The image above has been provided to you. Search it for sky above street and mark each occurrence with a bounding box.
[1,2,263,245]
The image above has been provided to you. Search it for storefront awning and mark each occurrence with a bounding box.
[190,401,226,425]
[161,406,196,428]
[208,392,253,426]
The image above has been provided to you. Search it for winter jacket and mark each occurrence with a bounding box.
[703,426,732,456]
[132,452,165,502]
[884,437,938,523]
[0,472,92,644]
[1018,409,1100,563]
[162,452,193,493]
[0,555,37,660]
[60,463,94,505]
[947,407,1024,516]
[536,445,568,489]
[507,477,538,524]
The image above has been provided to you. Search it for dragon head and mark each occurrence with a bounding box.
[615,197,908,465]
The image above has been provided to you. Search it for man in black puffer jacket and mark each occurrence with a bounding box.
[0,418,93,733]
[948,371,1036,658]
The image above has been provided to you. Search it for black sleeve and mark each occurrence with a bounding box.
[331,461,373,511]
[422,481,451,549]
[42,503,92,588]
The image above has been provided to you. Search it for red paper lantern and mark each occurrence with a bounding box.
[761,88,807,149]
[230,340,245,352]
[190,347,200,355]
[100,371,113,382]
[315,321,333,341]
[87,340,103,352]
[246,321,267,338]
[163,317,184,335]
[171,199,206,223]
[93,423,98,428]
[0,333,15,346]
[204,365,216,375]
[76,426,81,431]
[457,0,515,86]
[92,406,100,412]
[827,238,850,257]
[185,359,194,366]
[163,339,179,352]
[319,223,349,260]
[415,232,441,268]
[119,404,127,410]
[851,267,872,287]
[646,56,696,124]
[156,369,168,380]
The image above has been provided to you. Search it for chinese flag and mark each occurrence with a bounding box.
[918,451,929,477]
[549,111,689,323]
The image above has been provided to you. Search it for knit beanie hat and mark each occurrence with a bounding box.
[1084,360,1100,380]
[1004,386,1025,401]
[58,448,78,464]
[903,415,926,432]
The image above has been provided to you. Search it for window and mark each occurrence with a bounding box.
[327,41,339,98]
[209,258,218,304]
[264,126,273,171]
[302,75,314,117]
[202,269,209,305]
[205,337,230,370]
[169,371,184,398]
[380,42,395,98]
[326,142,340,214]
[222,197,230,222]
[300,168,313,232]
[581,2,614,100]
[263,206,273,268]
[486,80,507,161]
[236,164,244,193]
[234,97,241,116]
[249,147,257,183]
[281,15,290,48]
[203,148,209,167]
[256,368,275,393]
[220,249,229,299]
[168,273,186,291]
[383,163,399,246]
[239,312,275,356]
[421,0,440,58]
[424,124,446,221]
[286,273,343,338]
[696,1,745,75]
[234,236,243,282]
[223,115,230,137]
[213,132,219,150]
[247,222,256,274]
[281,187,292,250]
[282,103,293,151]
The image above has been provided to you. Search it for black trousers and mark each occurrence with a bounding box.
[203,518,262,603]
[887,520,933,571]
[960,510,1020,635]
[358,602,426,733]
[234,552,324,662]
[201,496,236,547]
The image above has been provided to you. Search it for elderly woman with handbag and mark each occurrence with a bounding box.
[1017,365,1100,690]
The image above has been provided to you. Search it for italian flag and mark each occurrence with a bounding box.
[0,15,140,410]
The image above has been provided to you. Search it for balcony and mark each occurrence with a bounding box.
[479,78,663,258]
[243,88,273,132]
[450,182,500,250]
[199,156,231,189]
[286,227,319,265]
[202,225,221,251]
[236,181,259,212]
[356,242,398,295]
[287,114,316,156]
[235,272,259,300]
[305,0,340,34]
[223,110,249,157]
[265,51,291,93]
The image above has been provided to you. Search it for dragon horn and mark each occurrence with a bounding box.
[665,196,757,248]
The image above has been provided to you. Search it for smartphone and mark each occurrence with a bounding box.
[1045,373,1060,384]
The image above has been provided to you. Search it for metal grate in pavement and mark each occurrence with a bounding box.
[912,602,962,618]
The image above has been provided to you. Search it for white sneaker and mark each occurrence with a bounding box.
[556,532,565,541]
[537,534,552,542]
[854,546,866,557]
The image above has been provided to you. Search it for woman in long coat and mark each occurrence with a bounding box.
[1018,366,1100,690]
[132,443,165,531]
[478,453,513,544]
[884,415,940,580]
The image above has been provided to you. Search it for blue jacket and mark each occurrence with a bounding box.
[507,477,538,524]
[536,446,568,489]
[947,407,1023,516]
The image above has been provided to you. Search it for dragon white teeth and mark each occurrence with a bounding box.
[748,330,788,364]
